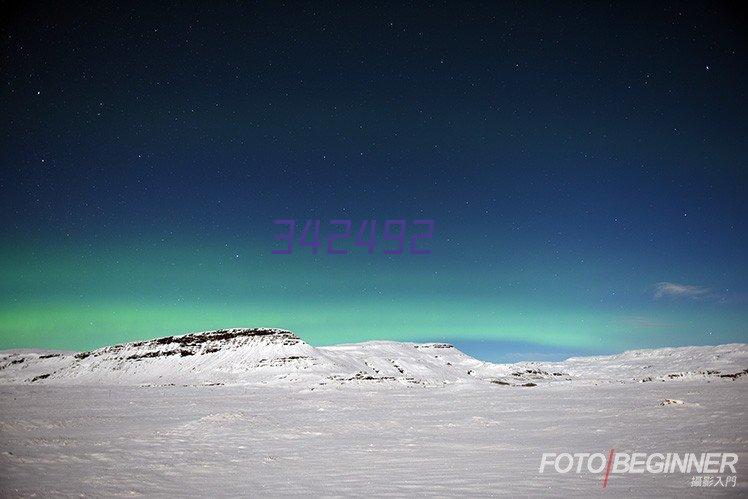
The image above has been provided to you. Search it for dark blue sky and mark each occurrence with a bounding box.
[0,1,746,358]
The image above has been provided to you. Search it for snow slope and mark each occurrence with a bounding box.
[1,327,745,387]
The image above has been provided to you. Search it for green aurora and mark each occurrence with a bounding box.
[1,238,745,357]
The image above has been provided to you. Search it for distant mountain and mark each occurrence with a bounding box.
[0,328,746,387]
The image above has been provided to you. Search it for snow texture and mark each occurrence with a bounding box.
[0,328,746,496]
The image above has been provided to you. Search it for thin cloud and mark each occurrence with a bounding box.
[653,282,710,300]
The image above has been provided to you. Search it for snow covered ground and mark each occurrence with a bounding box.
[0,329,746,496]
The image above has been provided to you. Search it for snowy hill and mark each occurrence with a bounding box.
[0,328,746,387]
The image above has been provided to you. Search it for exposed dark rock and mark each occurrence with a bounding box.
[388,359,405,374]
[171,328,298,347]
[73,328,300,361]
[660,399,684,406]
[128,328,299,350]
[0,358,25,370]
[352,372,396,381]
[719,369,748,379]
[257,356,312,367]
[126,350,181,361]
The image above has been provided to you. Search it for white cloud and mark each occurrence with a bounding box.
[653,282,710,299]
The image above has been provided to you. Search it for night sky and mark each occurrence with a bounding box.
[1,2,746,361]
